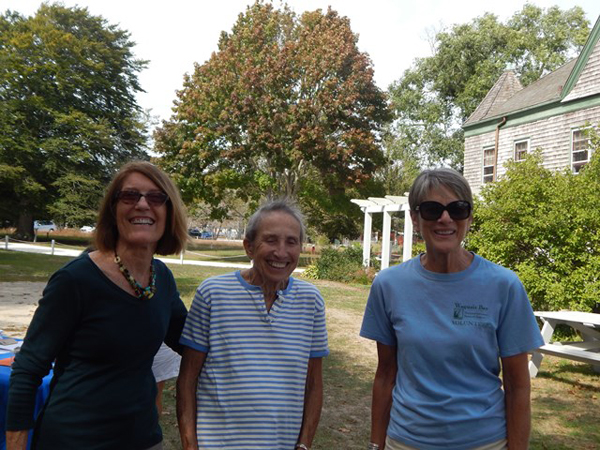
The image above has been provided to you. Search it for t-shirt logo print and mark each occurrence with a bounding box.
[452,302,492,328]
[453,305,464,320]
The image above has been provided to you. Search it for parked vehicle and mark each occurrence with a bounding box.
[188,227,202,238]
[80,225,95,233]
[34,220,56,233]
[188,227,214,239]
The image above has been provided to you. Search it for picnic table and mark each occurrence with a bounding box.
[529,311,600,377]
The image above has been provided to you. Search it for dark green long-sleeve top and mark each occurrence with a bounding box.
[7,253,187,450]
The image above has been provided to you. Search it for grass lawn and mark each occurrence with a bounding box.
[1,250,599,448]
[0,250,73,282]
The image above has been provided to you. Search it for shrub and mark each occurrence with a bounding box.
[315,234,330,248]
[302,264,319,280]
[303,244,376,284]
[468,145,600,313]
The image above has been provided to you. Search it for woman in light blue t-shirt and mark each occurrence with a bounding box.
[361,168,543,450]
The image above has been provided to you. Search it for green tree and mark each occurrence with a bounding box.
[387,4,590,172]
[468,142,600,313]
[376,124,421,197]
[154,1,391,238]
[0,4,149,236]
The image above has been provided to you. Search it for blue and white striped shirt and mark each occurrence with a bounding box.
[180,271,329,449]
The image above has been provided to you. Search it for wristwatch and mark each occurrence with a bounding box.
[368,443,380,450]
[295,444,310,450]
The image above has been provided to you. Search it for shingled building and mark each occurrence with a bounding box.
[463,16,600,193]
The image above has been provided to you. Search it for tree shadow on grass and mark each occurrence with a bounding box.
[314,348,374,450]
[532,375,600,448]
[531,433,599,450]
[537,363,600,391]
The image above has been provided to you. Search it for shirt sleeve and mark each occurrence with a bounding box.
[497,276,544,357]
[179,283,210,353]
[310,290,329,358]
[7,268,83,430]
[359,276,397,347]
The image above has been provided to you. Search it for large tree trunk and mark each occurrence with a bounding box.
[16,210,34,240]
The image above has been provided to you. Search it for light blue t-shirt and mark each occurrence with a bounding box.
[360,254,543,450]
[181,271,329,449]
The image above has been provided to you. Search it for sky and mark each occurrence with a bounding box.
[3,0,600,127]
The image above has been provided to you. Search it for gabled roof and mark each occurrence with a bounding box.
[463,14,600,129]
[464,71,523,125]
[562,14,600,98]
[487,60,577,118]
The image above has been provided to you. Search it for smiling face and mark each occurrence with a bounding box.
[114,172,167,252]
[411,185,473,259]
[243,210,302,288]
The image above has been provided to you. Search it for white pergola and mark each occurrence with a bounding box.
[351,196,413,270]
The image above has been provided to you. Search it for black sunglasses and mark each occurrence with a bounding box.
[115,190,169,207]
[416,200,471,221]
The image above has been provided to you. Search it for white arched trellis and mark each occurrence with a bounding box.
[351,196,413,270]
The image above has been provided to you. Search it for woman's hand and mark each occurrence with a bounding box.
[6,430,28,450]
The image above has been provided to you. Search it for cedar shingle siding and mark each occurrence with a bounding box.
[563,40,600,102]
[463,16,600,193]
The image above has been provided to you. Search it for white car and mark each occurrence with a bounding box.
[34,220,56,233]
[80,225,95,233]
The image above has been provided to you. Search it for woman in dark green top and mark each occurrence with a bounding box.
[7,161,189,450]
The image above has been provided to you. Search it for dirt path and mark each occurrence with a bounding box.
[325,306,377,368]
[0,281,45,337]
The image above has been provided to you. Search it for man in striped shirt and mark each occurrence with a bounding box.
[177,201,329,450]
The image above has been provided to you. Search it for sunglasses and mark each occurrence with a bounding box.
[115,190,169,207]
[415,200,471,221]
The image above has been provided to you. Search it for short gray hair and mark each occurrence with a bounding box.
[245,200,305,243]
[408,168,473,211]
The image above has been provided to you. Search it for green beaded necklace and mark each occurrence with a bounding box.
[114,253,156,299]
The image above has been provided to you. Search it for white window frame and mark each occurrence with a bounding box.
[482,145,496,183]
[571,128,592,174]
[514,138,530,162]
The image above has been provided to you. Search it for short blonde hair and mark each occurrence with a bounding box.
[94,161,188,255]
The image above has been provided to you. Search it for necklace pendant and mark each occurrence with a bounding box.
[114,252,157,300]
